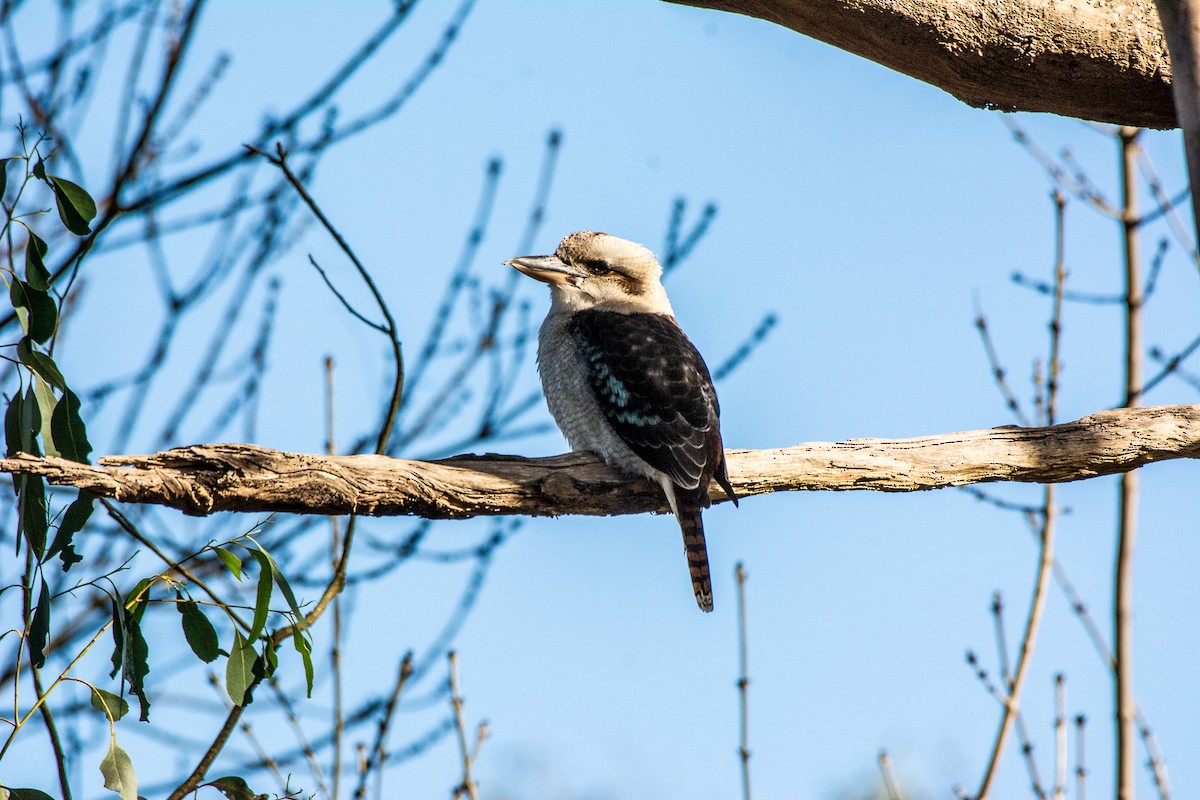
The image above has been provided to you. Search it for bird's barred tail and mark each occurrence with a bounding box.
[679,506,714,612]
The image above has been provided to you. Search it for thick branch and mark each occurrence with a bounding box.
[670,0,1176,128]
[1,405,1195,519]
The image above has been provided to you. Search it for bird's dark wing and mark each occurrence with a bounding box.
[569,310,727,495]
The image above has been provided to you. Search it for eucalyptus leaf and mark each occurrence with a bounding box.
[50,388,90,463]
[178,599,219,663]
[202,776,261,800]
[121,599,151,721]
[18,473,47,561]
[18,383,41,457]
[4,789,57,800]
[254,542,305,628]
[32,378,58,458]
[24,232,49,290]
[109,595,125,678]
[17,338,66,392]
[225,630,256,706]
[99,734,137,800]
[0,156,12,197]
[48,175,96,235]
[247,550,272,643]
[47,489,93,570]
[27,577,50,668]
[9,279,57,344]
[90,687,130,721]
[6,390,25,459]
[292,627,314,698]
[213,546,242,580]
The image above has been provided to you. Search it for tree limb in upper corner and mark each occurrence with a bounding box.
[669,0,1175,129]
[0,405,1195,520]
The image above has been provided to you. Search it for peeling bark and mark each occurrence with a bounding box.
[0,405,1195,519]
[669,0,1176,128]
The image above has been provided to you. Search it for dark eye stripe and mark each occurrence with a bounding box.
[585,259,613,275]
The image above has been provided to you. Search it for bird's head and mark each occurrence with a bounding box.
[505,230,674,315]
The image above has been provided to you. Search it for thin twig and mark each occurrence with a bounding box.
[879,750,904,800]
[975,188,1069,799]
[735,562,751,800]
[973,305,1031,426]
[267,677,329,797]
[448,650,479,800]
[1114,125,1142,800]
[248,143,403,454]
[991,592,1012,689]
[1075,714,1087,800]
[1135,327,1200,401]
[1140,716,1172,800]
[327,355,346,800]
[1053,674,1066,800]
[308,255,387,333]
[350,651,413,799]
[975,483,1057,800]
[31,664,73,800]
[991,594,1047,797]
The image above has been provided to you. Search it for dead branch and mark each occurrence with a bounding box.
[670,0,1175,128]
[0,405,1195,520]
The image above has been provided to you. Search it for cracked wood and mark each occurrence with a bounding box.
[671,0,1176,128]
[0,404,1195,519]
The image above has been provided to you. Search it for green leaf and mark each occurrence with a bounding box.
[0,156,13,198]
[9,279,57,344]
[3,789,57,800]
[32,157,45,180]
[47,175,96,236]
[122,602,151,721]
[292,627,314,698]
[32,378,58,458]
[90,686,130,721]
[202,776,262,800]
[213,546,242,580]
[5,388,30,459]
[225,630,256,706]
[258,638,277,681]
[20,384,41,454]
[109,596,125,678]
[253,542,305,629]
[27,577,50,669]
[24,232,49,291]
[47,489,93,570]
[100,733,137,800]
[247,550,273,643]
[178,598,219,663]
[5,385,41,474]
[18,473,47,561]
[50,388,90,463]
[17,337,66,392]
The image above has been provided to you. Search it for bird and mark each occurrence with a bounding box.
[505,230,737,612]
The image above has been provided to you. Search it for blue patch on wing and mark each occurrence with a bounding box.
[570,310,721,490]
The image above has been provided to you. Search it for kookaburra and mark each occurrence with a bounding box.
[506,230,737,612]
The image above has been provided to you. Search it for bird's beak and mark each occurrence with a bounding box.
[504,254,586,286]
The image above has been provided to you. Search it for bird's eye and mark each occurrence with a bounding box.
[585,260,612,275]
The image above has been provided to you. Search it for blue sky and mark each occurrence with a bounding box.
[5,1,1199,799]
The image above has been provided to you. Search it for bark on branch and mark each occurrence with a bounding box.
[1,405,1195,520]
[670,0,1176,128]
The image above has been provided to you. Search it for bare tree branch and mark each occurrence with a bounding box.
[0,405,1194,519]
[670,0,1175,128]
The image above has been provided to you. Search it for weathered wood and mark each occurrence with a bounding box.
[670,0,1176,128]
[0,405,1195,519]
